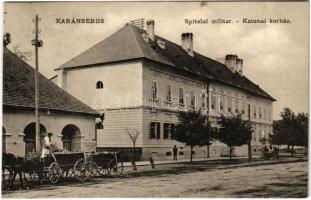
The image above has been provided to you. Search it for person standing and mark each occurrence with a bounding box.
[263,146,269,160]
[41,132,53,163]
[173,145,178,160]
[273,146,278,160]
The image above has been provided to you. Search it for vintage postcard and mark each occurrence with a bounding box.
[2,1,309,198]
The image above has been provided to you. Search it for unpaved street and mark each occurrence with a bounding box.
[2,161,307,198]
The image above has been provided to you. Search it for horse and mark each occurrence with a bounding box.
[2,152,44,190]
[17,153,44,186]
[2,153,23,189]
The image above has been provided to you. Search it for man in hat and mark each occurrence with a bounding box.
[41,132,53,160]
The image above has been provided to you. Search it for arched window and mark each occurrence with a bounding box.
[96,81,103,89]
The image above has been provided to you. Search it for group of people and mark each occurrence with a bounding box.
[263,145,279,160]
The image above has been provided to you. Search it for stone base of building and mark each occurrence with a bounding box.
[97,144,264,162]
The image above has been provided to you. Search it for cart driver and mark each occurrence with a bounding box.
[41,132,53,162]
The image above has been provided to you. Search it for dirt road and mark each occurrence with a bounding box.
[2,161,307,198]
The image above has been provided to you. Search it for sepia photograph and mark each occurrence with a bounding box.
[1,1,309,198]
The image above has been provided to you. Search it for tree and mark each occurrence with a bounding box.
[295,113,308,155]
[200,123,216,158]
[125,128,140,170]
[216,114,253,160]
[171,109,212,163]
[270,108,308,157]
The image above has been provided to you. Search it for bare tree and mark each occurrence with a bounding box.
[12,45,33,62]
[125,128,140,170]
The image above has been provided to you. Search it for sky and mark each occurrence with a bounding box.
[3,2,309,120]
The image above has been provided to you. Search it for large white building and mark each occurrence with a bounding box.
[51,20,275,160]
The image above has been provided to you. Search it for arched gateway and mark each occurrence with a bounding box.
[23,122,47,156]
[61,124,81,152]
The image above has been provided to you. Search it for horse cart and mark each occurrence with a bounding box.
[2,151,123,189]
[43,151,91,184]
[86,152,124,177]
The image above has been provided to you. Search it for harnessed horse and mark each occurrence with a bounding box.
[2,152,44,189]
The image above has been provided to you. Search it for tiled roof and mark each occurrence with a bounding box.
[57,24,275,101]
[3,48,98,116]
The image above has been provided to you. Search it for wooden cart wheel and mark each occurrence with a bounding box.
[107,159,124,177]
[97,163,109,176]
[86,161,98,177]
[73,158,90,182]
[47,162,61,184]
[65,169,75,178]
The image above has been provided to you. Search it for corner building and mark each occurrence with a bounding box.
[52,20,275,160]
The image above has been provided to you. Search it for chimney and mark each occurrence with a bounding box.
[3,33,11,47]
[224,55,244,75]
[237,58,243,75]
[57,69,66,89]
[146,20,155,41]
[181,33,194,57]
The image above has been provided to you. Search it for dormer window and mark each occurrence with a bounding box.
[157,40,166,49]
[142,33,149,42]
[96,81,104,89]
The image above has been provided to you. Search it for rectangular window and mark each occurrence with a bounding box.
[150,122,156,139]
[150,122,160,139]
[219,97,224,111]
[171,124,175,136]
[166,85,171,102]
[263,108,266,120]
[259,107,262,119]
[163,123,175,139]
[211,94,216,110]
[235,100,239,113]
[228,98,232,113]
[151,81,157,100]
[156,122,160,139]
[163,123,170,139]
[253,105,257,118]
[179,88,184,106]
[190,91,195,108]
[242,102,246,115]
[201,95,205,108]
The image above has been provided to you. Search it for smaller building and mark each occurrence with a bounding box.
[3,48,99,156]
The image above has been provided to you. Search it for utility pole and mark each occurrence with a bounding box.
[32,15,43,152]
[248,103,252,161]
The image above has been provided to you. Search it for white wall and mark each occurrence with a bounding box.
[58,61,143,111]
[142,63,208,113]
[97,109,143,148]
[3,109,96,156]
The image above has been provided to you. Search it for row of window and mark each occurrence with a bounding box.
[150,122,176,139]
[151,81,205,108]
[211,94,272,121]
[212,87,272,108]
